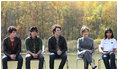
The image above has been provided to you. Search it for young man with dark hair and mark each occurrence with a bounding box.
[48,24,68,69]
[2,26,23,69]
[25,26,44,69]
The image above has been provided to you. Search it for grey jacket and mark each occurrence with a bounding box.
[77,37,94,57]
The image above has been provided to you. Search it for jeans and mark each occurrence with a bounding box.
[2,54,23,69]
[25,54,44,69]
[102,52,116,69]
[49,53,67,69]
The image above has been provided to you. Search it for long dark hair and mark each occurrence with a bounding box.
[104,28,114,39]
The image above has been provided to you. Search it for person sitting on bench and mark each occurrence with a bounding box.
[25,26,44,69]
[100,28,117,69]
[48,24,68,69]
[2,26,23,69]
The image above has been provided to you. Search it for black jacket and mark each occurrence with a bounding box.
[48,35,67,54]
[3,37,21,57]
[25,36,42,53]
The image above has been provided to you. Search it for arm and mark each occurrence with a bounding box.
[110,39,117,53]
[3,39,10,57]
[101,47,109,54]
[99,39,104,53]
[112,49,116,52]
[48,38,57,53]
[37,39,42,55]
[113,39,117,52]
[16,38,21,56]
[91,40,95,53]
[100,39,109,55]
[25,39,34,55]
[62,37,67,53]
[27,51,35,55]
[77,39,86,51]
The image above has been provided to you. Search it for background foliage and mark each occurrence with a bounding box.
[1,1,117,53]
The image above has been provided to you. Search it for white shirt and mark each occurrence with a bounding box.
[100,38,117,52]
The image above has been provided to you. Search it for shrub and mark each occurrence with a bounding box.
[94,39,102,44]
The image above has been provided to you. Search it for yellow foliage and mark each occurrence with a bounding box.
[94,39,102,44]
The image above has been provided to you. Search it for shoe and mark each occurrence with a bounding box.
[92,66,97,69]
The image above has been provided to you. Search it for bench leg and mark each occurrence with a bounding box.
[98,60,101,69]
[66,60,69,69]
[76,59,79,69]
[43,60,46,69]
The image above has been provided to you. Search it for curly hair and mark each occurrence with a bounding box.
[51,24,61,34]
[7,26,17,33]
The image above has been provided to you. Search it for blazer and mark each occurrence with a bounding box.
[48,35,67,54]
[25,36,42,53]
[3,36,21,57]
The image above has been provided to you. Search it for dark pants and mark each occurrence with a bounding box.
[2,54,23,69]
[102,52,116,69]
[26,54,44,69]
[49,53,67,69]
[82,51,92,69]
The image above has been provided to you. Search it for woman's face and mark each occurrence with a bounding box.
[106,31,112,39]
[83,29,89,38]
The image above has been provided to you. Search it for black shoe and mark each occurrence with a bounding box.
[92,66,97,69]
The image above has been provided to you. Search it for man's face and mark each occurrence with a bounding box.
[10,31,16,38]
[54,28,61,36]
[30,31,37,37]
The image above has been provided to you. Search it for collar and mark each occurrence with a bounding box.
[30,36,37,40]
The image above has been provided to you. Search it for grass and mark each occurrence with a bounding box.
[1,53,114,69]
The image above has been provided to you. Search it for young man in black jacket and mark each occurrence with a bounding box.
[2,26,23,69]
[48,24,67,69]
[25,26,44,69]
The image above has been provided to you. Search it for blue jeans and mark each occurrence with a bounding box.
[49,53,67,69]
[102,52,116,69]
[2,54,23,69]
[25,54,44,69]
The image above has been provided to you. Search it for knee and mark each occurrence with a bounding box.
[26,57,31,61]
[17,55,23,61]
[26,54,31,61]
[110,52,115,57]
[39,54,44,61]
[84,51,91,57]
[85,51,90,54]
[2,58,7,62]
[2,55,8,62]
[110,53,116,60]
[102,55,107,60]
[62,53,67,59]
[50,53,55,58]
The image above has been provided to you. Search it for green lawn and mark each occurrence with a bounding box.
[1,53,116,69]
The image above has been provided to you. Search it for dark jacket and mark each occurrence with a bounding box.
[77,37,94,52]
[25,36,42,53]
[3,37,21,57]
[48,35,67,54]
